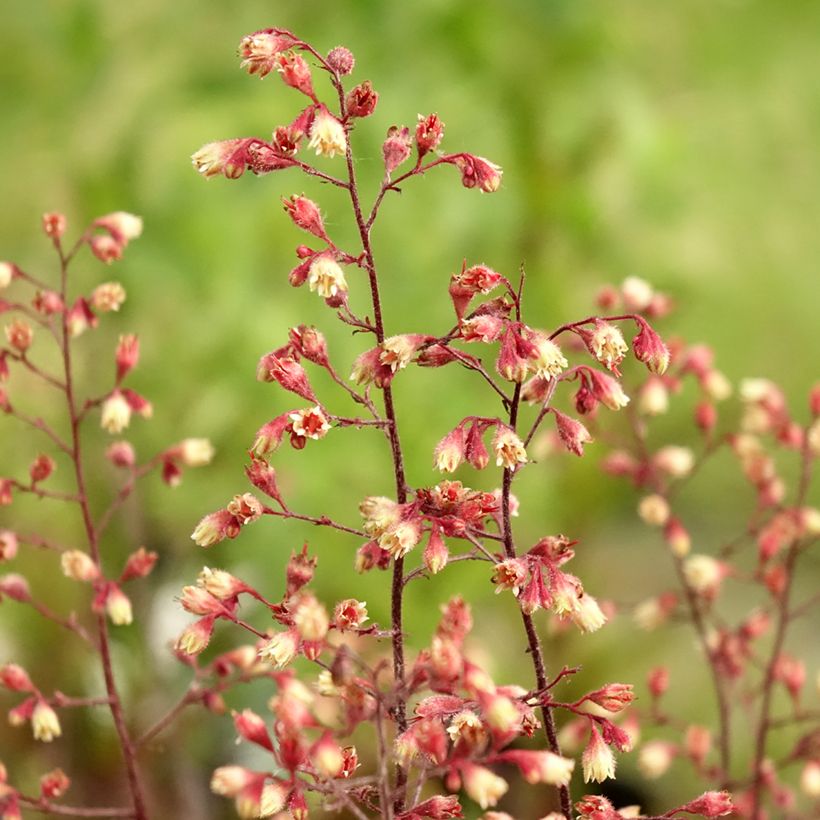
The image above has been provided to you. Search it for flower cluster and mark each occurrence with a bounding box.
[173,27,745,820]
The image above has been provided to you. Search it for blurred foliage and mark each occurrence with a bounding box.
[0,0,818,817]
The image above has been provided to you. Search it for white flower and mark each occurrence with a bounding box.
[308,256,347,298]
[308,109,347,158]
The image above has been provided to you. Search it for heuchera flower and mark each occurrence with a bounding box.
[308,107,347,158]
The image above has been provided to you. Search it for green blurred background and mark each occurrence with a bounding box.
[1,0,819,816]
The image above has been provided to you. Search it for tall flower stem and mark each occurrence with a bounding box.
[338,101,410,814]
[503,381,573,817]
[58,246,147,820]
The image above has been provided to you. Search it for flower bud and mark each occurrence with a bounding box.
[115,334,139,380]
[423,527,449,575]
[0,573,30,601]
[105,585,133,626]
[680,791,734,817]
[61,550,99,582]
[327,45,355,75]
[94,212,142,245]
[5,320,33,352]
[39,768,70,799]
[275,52,315,99]
[451,154,503,193]
[283,195,328,241]
[92,282,126,312]
[42,213,66,240]
[176,616,216,655]
[289,325,328,366]
[579,320,628,374]
[685,724,712,766]
[258,629,300,668]
[638,494,670,527]
[434,427,465,473]
[648,666,670,698]
[416,113,445,157]
[492,425,527,469]
[312,732,344,779]
[308,107,347,158]
[89,234,123,264]
[32,289,64,315]
[346,81,378,118]
[100,391,132,434]
[461,763,508,809]
[683,554,725,597]
[238,29,295,77]
[233,708,274,752]
[32,700,61,742]
[638,739,677,779]
[633,317,670,375]
[383,125,412,174]
[307,254,347,298]
[581,725,616,783]
[120,547,157,582]
[664,516,691,557]
[0,663,33,692]
[552,410,593,457]
[29,454,55,484]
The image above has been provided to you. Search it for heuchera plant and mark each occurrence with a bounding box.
[0,215,213,818]
[175,28,745,820]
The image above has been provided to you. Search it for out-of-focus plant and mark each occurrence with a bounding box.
[175,28,739,820]
[0,214,213,819]
[582,279,820,819]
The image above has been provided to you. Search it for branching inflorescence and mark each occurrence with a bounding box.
[177,28,741,820]
[0,214,213,818]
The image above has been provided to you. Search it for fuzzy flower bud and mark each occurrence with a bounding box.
[680,792,734,817]
[423,527,449,575]
[379,519,423,558]
[29,454,55,484]
[283,195,328,241]
[258,629,300,668]
[32,701,61,743]
[61,550,99,582]
[552,410,593,457]
[582,725,616,783]
[0,663,33,692]
[115,334,139,380]
[308,107,347,158]
[346,80,378,118]
[452,154,503,193]
[434,427,465,473]
[308,254,347,298]
[327,45,355,75]
[416,113,445,157]
[42,212,67,239]
[580,320,628,373]
[275,52,315,99]
[5,320,33,352]
[383,126,412,174]
[105,585,133,626]
[100,391,132,434]
[40,768,70,799]
[238,29,295,77]
[492,425,527,469]
[633,318,670,375]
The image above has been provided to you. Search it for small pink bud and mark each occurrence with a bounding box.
[685,724,712,766]
[289,325,329,366]
[42,212,67,240]
[450,154,503,193]
[89,234,123,264]
[0,573,30,601]
[32,289,64,316]
[576,794,619,820]
[464,422,490,470]
[810,384,820,417]
[29,454,55,484]
[434,427,465,473]
[93,212,142,246]
[115,334,139,380]
[176,615,216,655]
[251,413,291,456]
[552,409,593,457]
[423,527,449,575]
[283,195,328,241]
[233,708,274,752]
[105,440,135,468]
[346,81,378,118]
[584,683,634,713]
[586,368,630,411]
[633,317,670,375]
[0,663,34,692]
[5,320,33,352]
[399,795,462,819]
[286,545,317,596]
[120,546,158,582]
[382,125,412,174]
[245,457,285,506]
[275,52,315,99]
[40,768,70,799]
[266,355,317,402]
[327,45,355,75]
[681,791,734,817]
[66,297,97,337]
[695,400,718,433]
[416,113,445,157]
[0,479,13,506]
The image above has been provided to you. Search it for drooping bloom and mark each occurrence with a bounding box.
[308,107,347,158]
[307,255,347,298]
